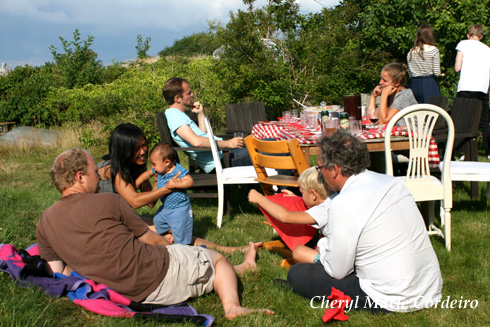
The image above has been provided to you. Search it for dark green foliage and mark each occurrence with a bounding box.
[349,0,490,97]
[158,31,218,57]
[49,29,103,89]
[99,63,127,84]
[0,64,58,126]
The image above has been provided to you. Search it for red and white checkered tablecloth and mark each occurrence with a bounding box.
[252,122,320,144]
[251,122,440,168]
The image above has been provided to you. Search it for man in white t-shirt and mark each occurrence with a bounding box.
[161,77,250,173]
[455,24,490,157]
[287,132,443,313]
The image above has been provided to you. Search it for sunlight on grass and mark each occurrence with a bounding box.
[1,141,490,326]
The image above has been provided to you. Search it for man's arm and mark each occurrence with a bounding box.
[45,260,74,276]
[138,228,172,245]
[455,51,463,72]
[248,189,316,224]
[46,260,65,274]
[191,101,207,133]
[175,124,243,148]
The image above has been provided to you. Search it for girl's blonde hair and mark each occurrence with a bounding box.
[298,167,330,199]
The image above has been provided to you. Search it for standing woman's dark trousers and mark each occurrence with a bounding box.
[410,76,441,104]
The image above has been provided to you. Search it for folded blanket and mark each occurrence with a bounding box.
[0,243,214,326]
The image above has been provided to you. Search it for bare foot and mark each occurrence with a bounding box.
[233,242,257,274]
[223,241,263,254]
[225,306,275,320]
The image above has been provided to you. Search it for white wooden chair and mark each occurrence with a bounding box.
[204,117,277,228]
[385,104,455,251]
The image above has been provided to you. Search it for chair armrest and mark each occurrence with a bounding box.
[174,146,211,152]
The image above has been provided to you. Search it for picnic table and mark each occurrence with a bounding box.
[251,120,440,168]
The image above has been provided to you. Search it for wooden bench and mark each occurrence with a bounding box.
[0,122,15,136]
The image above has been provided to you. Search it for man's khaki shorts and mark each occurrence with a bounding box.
[143,244,215,305]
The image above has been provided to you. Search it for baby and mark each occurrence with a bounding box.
[248,166,334,264]
[136,142,194,245]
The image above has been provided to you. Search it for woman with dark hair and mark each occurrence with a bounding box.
[99,123,259,252]
[108,123,169,209]
[407,24,442,103]
[367,62,418,126]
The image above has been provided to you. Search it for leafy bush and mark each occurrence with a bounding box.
[49,29,103,89]
[158,31,218,57]
[0,65,58,126]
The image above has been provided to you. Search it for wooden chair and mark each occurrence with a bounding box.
[204,117,278,227]
[225,102,267,135]
[450,98,482,198]
[428,96,449,111]
[245,136,309,195]
[385,104,455,251]
[156,110,223,203]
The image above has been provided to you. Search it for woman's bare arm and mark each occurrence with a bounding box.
[115,173,172,209]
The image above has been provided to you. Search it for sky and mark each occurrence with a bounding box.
[0,0,339,68]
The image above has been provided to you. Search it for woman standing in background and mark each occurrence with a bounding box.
[407,24,442,103]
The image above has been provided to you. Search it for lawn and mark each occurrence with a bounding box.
[0,136,489,327]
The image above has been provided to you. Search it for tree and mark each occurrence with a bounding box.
[158,31,217,57]
[49,29,102,89]
[346,0,490,97]
[136,34,152,59]
[213,0,385,116]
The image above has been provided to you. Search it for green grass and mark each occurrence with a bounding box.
[1,143,490,327]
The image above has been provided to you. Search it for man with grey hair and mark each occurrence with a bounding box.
[36,148,273,320]
[285,132,442,313]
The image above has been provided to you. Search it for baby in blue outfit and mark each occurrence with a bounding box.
[136,142,194,244]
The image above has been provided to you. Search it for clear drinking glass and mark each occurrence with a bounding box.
[324,119,338,136]
[300,111,308,126]
[283,110,291,123]
[349,119,362,136]
[291,109,299,121]
[306,112,318,129]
